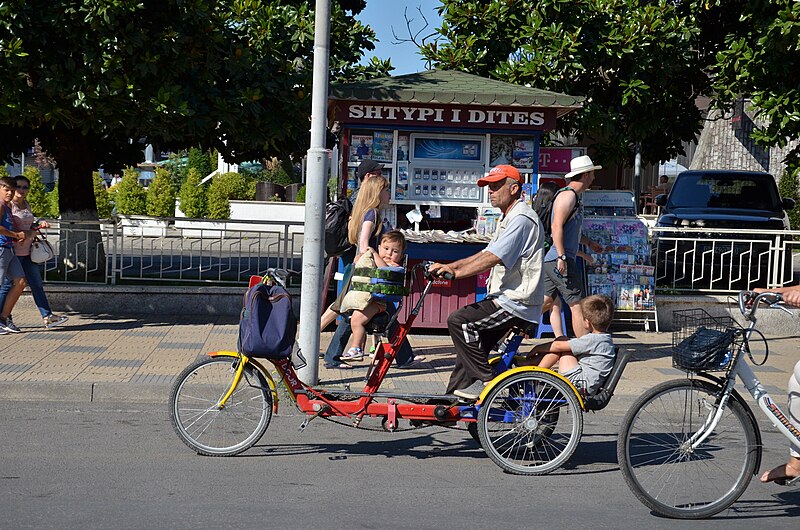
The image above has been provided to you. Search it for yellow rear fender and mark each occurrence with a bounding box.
[206,351,279,412]
[480,366,585,409]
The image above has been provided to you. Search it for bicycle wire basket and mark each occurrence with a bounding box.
[671,309,741,373]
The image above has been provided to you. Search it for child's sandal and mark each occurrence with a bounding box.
[341,347,364,361]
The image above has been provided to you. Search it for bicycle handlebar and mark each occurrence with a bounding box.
[738,290,788,321]
[421,261,455,281]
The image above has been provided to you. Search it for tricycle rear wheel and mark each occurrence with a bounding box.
[477,371,582,475]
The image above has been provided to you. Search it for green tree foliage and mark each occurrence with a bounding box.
[713,1,800,165]
[178,168,206,219]
[778,166,800,230]
[0,1,390,224]
[0,166,8,178]
[421,1,744,165]
[47,182,59,219]
[23,166,49,217]
[114,167,147,215]
[296,185,306,203]
[93,172,113,219]
[187,147,213,182]
[146,167,176,217]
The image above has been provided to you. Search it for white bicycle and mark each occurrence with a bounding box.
[618,290,800,519]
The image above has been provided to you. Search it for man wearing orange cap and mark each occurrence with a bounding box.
[429,165,544,400]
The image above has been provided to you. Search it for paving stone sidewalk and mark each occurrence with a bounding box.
[0,297,795,411]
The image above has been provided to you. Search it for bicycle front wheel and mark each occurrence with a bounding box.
[169,356,273,456]
[618,379,759,519]
[477,371,582,475]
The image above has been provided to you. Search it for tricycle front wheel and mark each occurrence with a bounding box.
[477,371,582,475]
[169,356,273,456]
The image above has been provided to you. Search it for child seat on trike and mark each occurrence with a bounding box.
[168,263,630,476]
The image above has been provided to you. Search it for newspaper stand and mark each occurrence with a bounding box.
[582,190,658,331]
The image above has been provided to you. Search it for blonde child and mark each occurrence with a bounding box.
[522,294,615,395]
[340,230,406,361]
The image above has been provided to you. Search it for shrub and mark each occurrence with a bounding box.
[296,185,306,203]
[163,151,188,188]
[114,167,147,215]
[23,166,49,217]
[93,172,114,219]
[146,167,176,217]
[0,166,9,178]
[178,168,207,218]
[779,165,800,229]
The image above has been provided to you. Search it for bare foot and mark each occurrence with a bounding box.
[760,460,800,485]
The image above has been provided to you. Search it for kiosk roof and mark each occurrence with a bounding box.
[330,69,583,117]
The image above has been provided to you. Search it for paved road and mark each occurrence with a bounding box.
[1,401,798,529]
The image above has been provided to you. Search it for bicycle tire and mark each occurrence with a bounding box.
[477,371,582,475]
[169,356,273,456]
[617,378,759,519]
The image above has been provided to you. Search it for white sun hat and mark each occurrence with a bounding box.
[564,155,602,179]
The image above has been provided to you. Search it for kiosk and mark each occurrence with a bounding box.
[329,70,583,328]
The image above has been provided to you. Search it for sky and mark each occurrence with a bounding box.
[356,1,444,75]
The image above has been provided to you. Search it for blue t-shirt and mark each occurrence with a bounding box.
[0,204,15,248]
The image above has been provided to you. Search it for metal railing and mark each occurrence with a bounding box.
[651,226,800,293]
[41,217,304,286]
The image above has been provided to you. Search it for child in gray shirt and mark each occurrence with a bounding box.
[522,294,615,395]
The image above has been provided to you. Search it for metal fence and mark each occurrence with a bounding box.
[651,226,800,293]
[41,217,305,286]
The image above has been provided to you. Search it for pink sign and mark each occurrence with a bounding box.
[539,148,581,174]
[476,270,490,289]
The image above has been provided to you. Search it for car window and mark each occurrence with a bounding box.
[668,174,781,210]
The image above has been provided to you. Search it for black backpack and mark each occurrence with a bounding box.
[534,187,579,250]
[324,196,354,257]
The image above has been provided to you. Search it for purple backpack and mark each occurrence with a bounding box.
[238,283,297,359]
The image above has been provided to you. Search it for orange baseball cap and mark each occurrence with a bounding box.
[477,164,523,187]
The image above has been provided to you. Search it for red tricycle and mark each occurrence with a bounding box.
[169,263,630,475]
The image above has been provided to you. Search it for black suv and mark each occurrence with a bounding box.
[655,170,794,230]
[653,170,795,290]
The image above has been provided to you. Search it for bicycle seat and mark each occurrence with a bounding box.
[584,347,629,411]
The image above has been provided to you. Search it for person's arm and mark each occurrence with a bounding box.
[357,219,375,254]
[372,248,387,267]
[755,285,800,308]
[429,249,501,280]
[530,336,573,354]
[576,249,594,265]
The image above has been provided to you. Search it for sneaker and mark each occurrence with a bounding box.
[43,314,69,328]
[453,380,488,401]
[0,324,7,335]
[0,317,21,333]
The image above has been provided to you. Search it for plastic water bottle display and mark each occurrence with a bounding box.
[422,169,430,180]
[447,171,454,182]
[439,185,446,197]
[422,185,429,195]
[431,169,438,181]
[414,169,422,181]
[469,187,478,199]
[414,185,421,196]
[430,185,437,197]
[446,187,453,197]
[454,170,461,182]
[454,187,461,198]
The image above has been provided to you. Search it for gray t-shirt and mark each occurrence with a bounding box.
[483,211,540,321]
[567,332,615,395]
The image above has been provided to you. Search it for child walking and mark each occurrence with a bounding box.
[522,294,616,396]
[340,230,406,361]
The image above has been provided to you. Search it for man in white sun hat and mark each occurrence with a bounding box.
[541,155,604,338]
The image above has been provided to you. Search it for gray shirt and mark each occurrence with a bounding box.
[483,204,542,321]
[567,332,615,395]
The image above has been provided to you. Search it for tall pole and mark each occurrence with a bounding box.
[296,0,331,384]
